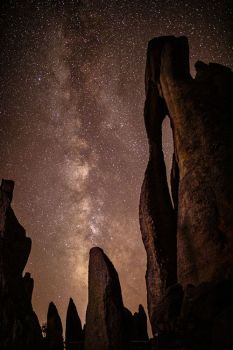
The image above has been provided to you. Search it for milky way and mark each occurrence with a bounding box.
[0,0,232,331]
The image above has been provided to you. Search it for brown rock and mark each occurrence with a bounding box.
[139,37,177,335]
[158,37,233,286]
[140,35,233,349]
[0,179,43,350]
[84,247,128,350]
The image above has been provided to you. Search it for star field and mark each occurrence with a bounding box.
[0,0,232,331]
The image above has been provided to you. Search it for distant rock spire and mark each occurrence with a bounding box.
[132,304,149,341]
[123,305,148,342]
[65,298,83,350]
[46,302,64,350]
[84,247,128,350]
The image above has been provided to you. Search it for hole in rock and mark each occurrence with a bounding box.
[162,115,174,203]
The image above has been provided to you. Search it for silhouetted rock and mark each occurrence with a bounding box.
[123,305,149,344]
[0,179,43,350]
[123,307,133,341]
[84,247,128,350]
[140,36,233,349]
[46,302,64,350]
[131,305,149,342]
[181,281,233,350]
[23,272,34,301]
[65,298,82,350]
[82,324,86,343]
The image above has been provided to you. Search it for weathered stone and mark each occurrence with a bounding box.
[139,37,177,335]
[0,179,43,350]
[46,302,64,350]
[158,37,233,286]
[65,298,83,350]
[140,36,233,349]
[84,247,128,350]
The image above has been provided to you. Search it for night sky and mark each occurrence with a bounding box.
[0,0,232,330]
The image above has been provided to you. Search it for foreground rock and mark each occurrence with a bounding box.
[140,36,233,348]
[45,302,64,350]
[0,179,43,350]
[84,247,128,350]
[139,37,178,334]
[65,298,83,350]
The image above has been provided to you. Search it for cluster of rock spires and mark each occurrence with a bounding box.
[140,36,233,349]
[0,180,148,350]
[1,35,233,350]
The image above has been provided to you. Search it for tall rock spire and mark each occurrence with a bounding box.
[65,298,82,350]
[139,37,178,334]
[84,247,128,350]
[46,302,64,350]
[140,36,233,348]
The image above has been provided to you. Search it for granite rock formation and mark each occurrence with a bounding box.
[65,298,83,350]
[45,302,64,350]
[139,37,177,334]
[140,36,233,348]
[84,247,128,350]
[0,179,43,350]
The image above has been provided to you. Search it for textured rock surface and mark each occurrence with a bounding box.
[139,37,177,334]
[0,179,43,350]
[46,302,64,350]
[65,298,83,350]
[140,36,233,348]
[158,36,233,285]
[84,247,128,350]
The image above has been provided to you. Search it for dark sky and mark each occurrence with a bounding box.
[0,0,232,330]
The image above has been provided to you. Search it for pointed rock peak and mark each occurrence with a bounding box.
[46,302,63,349]
[48,301,57,314]
[89,246,120,283]
[67,298,81,318]
[66,297,81,323]
[138,304,146,314]
[89,246,104,260]
[47,301,63,329]
[66,297,82,347]
[84,247,127,350]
